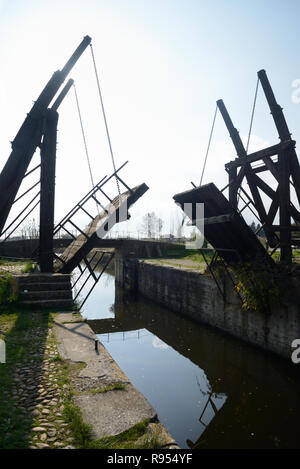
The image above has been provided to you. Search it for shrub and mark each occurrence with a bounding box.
[0,274,18,305]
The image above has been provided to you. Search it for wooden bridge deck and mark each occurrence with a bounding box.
[173,183,273,265]
[55,183,148,273]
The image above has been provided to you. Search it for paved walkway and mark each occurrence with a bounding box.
[54,312,179,447]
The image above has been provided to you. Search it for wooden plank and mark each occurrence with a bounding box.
[225,141,294,169]
[56,183,148,274]
[173,183,273,265]
[187,213,234,226]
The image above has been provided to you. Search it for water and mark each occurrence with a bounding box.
[79,270,300,449]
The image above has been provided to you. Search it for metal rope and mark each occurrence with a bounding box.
[199,104,218,186]
[89,44,121,198]
[73,83,102,215]
[246,77,260,153]
[73,83,96,190]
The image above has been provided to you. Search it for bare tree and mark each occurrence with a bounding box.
[140,212,164,238]
[20,218,39,239]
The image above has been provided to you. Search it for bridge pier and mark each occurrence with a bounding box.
[114,244,139,291]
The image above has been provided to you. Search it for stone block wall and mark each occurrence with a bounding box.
[120,259,300,360]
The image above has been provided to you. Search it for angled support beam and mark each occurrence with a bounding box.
[258,69,300,204]
[217,100,247,158]
[245,167,267,224]
[217,99,247,209]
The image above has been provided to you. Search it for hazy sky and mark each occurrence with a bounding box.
[0,0,300,236]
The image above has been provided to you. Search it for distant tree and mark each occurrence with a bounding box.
[249,221,256,233]
[20,218,39,239]
[249,221,265,237]
[140,212,164,238]
[157,217,164,237]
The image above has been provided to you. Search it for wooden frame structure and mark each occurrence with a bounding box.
[0,36,92,272]
[218,69,300,264]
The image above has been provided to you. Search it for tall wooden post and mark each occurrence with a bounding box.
[39,109,58,272]
[278,151,292,264]
[228,166,238,209]
[258,69,295,264]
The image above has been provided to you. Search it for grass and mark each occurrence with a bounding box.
[63,402,93,448]
[271,249,300,263]
[88,382,126,394]
[21,261,37,273]
[158,244,213,260]
[0,258,27,266]
[62,393,160,449]
[87,419,161,449]
[0,273,17,305]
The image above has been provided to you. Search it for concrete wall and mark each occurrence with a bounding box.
[117,258,300,360]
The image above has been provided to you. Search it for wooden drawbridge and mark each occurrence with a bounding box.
[174,182,273,266]
[54,178,148,274]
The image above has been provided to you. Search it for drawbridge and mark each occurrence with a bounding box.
[0,36,148,306]
[174,182,273,266]
[174,70,300,298]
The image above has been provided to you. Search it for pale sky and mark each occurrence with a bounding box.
[0,0,300,237]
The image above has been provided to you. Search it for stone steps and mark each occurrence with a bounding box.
[22,299,74,309]
[17,273,71,284]
[20,290,73,300]
[16,273,74,309]
[18,282,71,292]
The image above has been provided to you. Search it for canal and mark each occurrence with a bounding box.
[75,270,300,449]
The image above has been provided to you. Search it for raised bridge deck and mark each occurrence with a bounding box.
[55,183,148,274]
[173,182,274,266]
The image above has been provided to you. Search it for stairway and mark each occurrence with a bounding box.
[17,273,73,309]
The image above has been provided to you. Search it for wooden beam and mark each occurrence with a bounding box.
[225,141,294,170]
[278,150,292,263]
[245,168,267,223]
[252,173,277,199]
[39,109,58,273]
[187,213,234,226]
[228,166,238,209]
[217,99,247,158]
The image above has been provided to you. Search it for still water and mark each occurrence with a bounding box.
[77,271,300,449]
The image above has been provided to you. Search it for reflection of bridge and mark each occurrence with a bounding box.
[88,287,300,449]
[88,288,228,448]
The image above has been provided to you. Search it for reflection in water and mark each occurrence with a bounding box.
[81,272,300,449]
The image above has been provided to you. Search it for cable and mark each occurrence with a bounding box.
[73,83,96,190]
[89,44,121,199]
[246,77,260,153]
[237,77,260,207]
[199,105,218,186]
